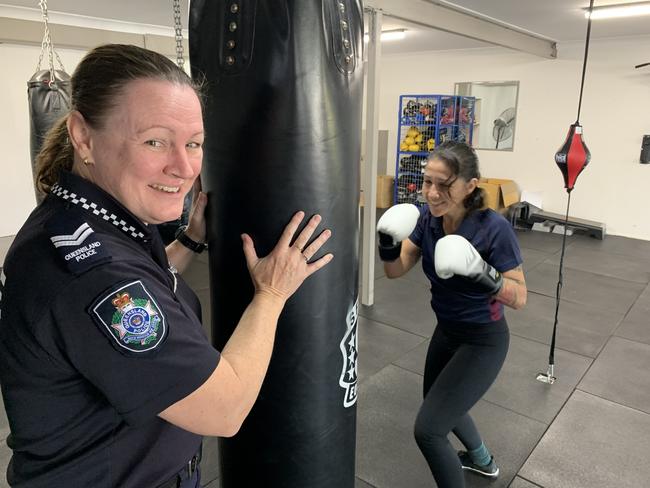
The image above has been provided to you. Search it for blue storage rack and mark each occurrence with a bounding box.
[394,94,475,206]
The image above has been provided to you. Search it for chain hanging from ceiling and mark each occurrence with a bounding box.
[172,0,185,69]
[37,0,67,86]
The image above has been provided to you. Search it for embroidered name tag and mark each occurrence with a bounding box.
[91,280,167,353]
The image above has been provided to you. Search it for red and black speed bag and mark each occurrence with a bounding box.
[554,123,590,191]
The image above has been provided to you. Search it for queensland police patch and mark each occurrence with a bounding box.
[91,280,167,353]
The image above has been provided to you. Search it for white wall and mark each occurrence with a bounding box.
[377,36,650,240]
[0,43,87,237]
[2,36,650,239]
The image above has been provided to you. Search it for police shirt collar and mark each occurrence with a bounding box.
[429,209,480,240]
[51,171,151,243]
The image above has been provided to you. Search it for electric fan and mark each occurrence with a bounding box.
[492,107,516,149]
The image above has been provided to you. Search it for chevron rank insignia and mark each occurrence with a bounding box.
[46,212,111,275]
[91,280,167,353]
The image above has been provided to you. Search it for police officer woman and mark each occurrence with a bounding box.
[0,44,332,488]
[376,141,527,488]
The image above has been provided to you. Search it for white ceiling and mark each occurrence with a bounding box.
[440,0,650,41]
[1,0,649,55]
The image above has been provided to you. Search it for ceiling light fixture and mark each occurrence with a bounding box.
[363,29,406,43]
[584,1,650,19]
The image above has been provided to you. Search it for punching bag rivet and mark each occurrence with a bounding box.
[230,3,239,13]
[341,20,348,30]
[226,40,236,49]
[229,21,238,32]
[344,55,352,64]
[225,55,235,66]
[343,39,350,48]
[339,2,346,12]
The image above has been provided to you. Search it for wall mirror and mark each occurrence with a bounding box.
[454,81,519,151]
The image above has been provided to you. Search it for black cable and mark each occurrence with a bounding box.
[545,0,594,381]
[549,192,571,367]
[576,0,595,124]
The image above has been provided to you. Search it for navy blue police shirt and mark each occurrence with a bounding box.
[0,171,220,488]
[409,206,522,324]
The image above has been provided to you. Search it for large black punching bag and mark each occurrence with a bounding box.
[189,1,362,486]
[28,69,71,199]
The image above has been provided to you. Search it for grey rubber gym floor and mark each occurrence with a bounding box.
[2,223,650,487]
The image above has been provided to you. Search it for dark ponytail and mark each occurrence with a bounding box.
[463,186,484,212]
[428,141,484,212]
[35,115,73,194]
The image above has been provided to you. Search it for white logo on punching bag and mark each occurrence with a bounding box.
[339,298,359,408]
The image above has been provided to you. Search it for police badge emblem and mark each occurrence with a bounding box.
[92,280,167,353]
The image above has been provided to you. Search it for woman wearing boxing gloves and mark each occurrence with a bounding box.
[377,141,526,488]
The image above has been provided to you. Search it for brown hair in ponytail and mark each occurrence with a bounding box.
[34,115,73,194]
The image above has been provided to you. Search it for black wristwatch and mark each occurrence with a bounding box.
[175,225,207,253]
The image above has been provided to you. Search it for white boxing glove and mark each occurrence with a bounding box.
[434,234,503,295]
[376,203,420,261]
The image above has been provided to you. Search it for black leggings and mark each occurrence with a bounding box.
[413,318,509,488]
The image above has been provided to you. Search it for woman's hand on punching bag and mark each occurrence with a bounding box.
[241,211,333,302]
[185,177,208,244]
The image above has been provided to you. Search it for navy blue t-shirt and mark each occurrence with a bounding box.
[409,206,522,324]
[0,172,220,487]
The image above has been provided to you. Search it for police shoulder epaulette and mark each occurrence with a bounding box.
[45,208,112,275]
